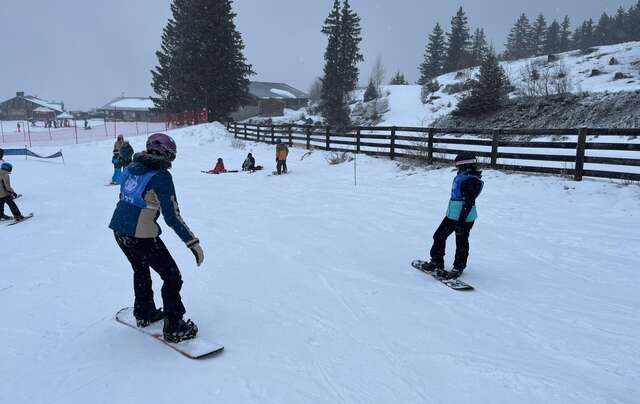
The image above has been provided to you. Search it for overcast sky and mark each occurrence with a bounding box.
[0,0,635,110]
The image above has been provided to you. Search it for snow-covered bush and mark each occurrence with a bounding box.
[325,151,354,165]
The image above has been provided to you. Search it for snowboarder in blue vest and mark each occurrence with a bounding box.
[421,151,484,279]
[109,133,204,343]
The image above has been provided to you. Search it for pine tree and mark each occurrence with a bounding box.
[545,20,561,54]
[455,50,510,115]
[418,23,446,84]
[363,79,378,101]
[319,0,363,127]
[151,0,253,122]
[581,19,596,50]
[504,14,533,60]
[469,28,489,66]
[559,16,572,52]
[444,7,471,72]
[531,14,548,56]
[626,1,640,41]
[389,72,408,85]
[612,7,628,43]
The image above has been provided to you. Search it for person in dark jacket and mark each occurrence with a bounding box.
[0,162,25,222]
[242,153,256,171]
[119,141,134,168]
[109,133,204,343]
[420,151,484,279]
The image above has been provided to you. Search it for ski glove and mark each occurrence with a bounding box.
[187,239,204,267]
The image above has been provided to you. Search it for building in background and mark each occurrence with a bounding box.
[0,91,64,120]
[98,96,162,122]
[231,81,308,121]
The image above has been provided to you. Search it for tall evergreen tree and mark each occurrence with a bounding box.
[319,0,363,127]
[418,23,446,84]
[455,50,510,115]
[151,0,253,122]
[389,72,409,85]
[612,6,628,43]
[504,14,533,60]
[626,1,640,41]
[545,20,561,54]
[363,78,378,102]
[531,13,548,56]
[594,13,612,45]
[444,7,471,72]
[559,16,572,52]
[469,28,489,66]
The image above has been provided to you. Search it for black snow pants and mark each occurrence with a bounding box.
[114,232,186,321]
[276,160,287,174]
[0,196,22,218]
[429,217,475,270]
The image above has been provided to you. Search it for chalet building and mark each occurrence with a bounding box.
[98,97,162,122]
[231,81,308,121]
[0,91,64,120]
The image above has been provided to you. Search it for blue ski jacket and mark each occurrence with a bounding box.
[109,153,196,243]
[445,169,484,223]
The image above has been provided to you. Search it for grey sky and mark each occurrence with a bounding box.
[0,0,635,110]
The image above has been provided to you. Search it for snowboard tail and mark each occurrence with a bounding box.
[7,213,34,226]
[411,260,474,291]
[115,307,223,359]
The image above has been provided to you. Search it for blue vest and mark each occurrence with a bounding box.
[120,169,159,209]
[446,173,483,222]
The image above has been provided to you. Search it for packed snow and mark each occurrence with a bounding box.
[1,123,639,403]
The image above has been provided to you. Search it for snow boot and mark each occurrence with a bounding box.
[163,317,198,343]
[436,268,464,280]
[0,214,13,221]
[135,308,164,328]
[421,260,444,273]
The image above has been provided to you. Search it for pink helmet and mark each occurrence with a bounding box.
[146,133,177,161]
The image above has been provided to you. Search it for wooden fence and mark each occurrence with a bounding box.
[227,123,640,182]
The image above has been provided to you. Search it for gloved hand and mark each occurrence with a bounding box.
[186,239,204,267]
[455,223,466,236]
[10,192,18,199]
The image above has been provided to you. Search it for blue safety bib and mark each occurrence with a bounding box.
[446,173,484,222]
[119,169,159,209]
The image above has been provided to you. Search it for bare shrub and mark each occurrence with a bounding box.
[231,138,246,150]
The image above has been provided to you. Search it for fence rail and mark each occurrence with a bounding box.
[227,122,640,182]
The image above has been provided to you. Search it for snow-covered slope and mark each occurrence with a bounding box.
[2,124,639,403]
[370,41,640,127]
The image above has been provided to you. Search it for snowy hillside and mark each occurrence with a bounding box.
[359,41,640,127]
[2,124,639,403]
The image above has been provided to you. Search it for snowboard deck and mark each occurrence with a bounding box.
[270,170,292,176]
[201,170,239,174]
[7,213,34,226]
[411,260,474,291]
[115,307,224,359]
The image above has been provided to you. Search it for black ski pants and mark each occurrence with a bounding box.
[0,196,22,218]
[277,160,287,174]
[114,232,186,321]
[429,217,475,270]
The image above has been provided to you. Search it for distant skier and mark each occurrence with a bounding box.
[209,158,227,174]
[420,152,484,279]
[275,139,289,175]
[0,162,26,222]
[109,133,203,343]
[16,122,21,133]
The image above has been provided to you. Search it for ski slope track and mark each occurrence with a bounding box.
[1,123,638,403]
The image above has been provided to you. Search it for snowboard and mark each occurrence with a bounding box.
[411,260,474,291]
[201,170,239,174]
[270,170,292,176]
[7,213,34,226]
[115,307,224,359]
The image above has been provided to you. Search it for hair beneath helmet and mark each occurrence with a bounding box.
[454,151,478,167]
[146,133,177,161]
[1,162,13,172]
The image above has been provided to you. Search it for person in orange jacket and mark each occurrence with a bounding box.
[275,139,289,175]
[208,158,227,174]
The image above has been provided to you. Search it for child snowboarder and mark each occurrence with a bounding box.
[242,153,263,172]
[0,162,26,222]
[209,158,227,174]
[109,133,204,343]
[420,152,484,280]
[275,139,289,175]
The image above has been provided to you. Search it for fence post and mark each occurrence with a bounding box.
[356,127,361,154]
[271,125,275,144]
[575,127,588,181]
[288,125,293,147]
[491,130,500,168]
[256,125,261,142]
[233,122,238,138]
[306,125,311,149]
[243,123,247,140]
[427,128,434,164]
[325,126,330,150]
[73,119,78,144]
[390,126,397,160]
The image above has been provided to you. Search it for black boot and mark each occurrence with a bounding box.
[436,268,464,280]
[421,259,444,273]
[136,308,164,328]
[0,214,13,221]
[163,317,198,343]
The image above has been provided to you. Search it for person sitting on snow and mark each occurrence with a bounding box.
[209,158,227,174]
[241,153,263,172]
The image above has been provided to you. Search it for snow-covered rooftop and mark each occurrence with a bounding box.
[248,81,308,100]
[22,96,64,113]
[100,97,155,111]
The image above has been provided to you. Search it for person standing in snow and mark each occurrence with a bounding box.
[420,152,484,280]
[275,139,289,175]
[119,140,134,168]
[16,122,21,133]
[110,135,126,184]
[109,133,204,343]
[0,162,25,222]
